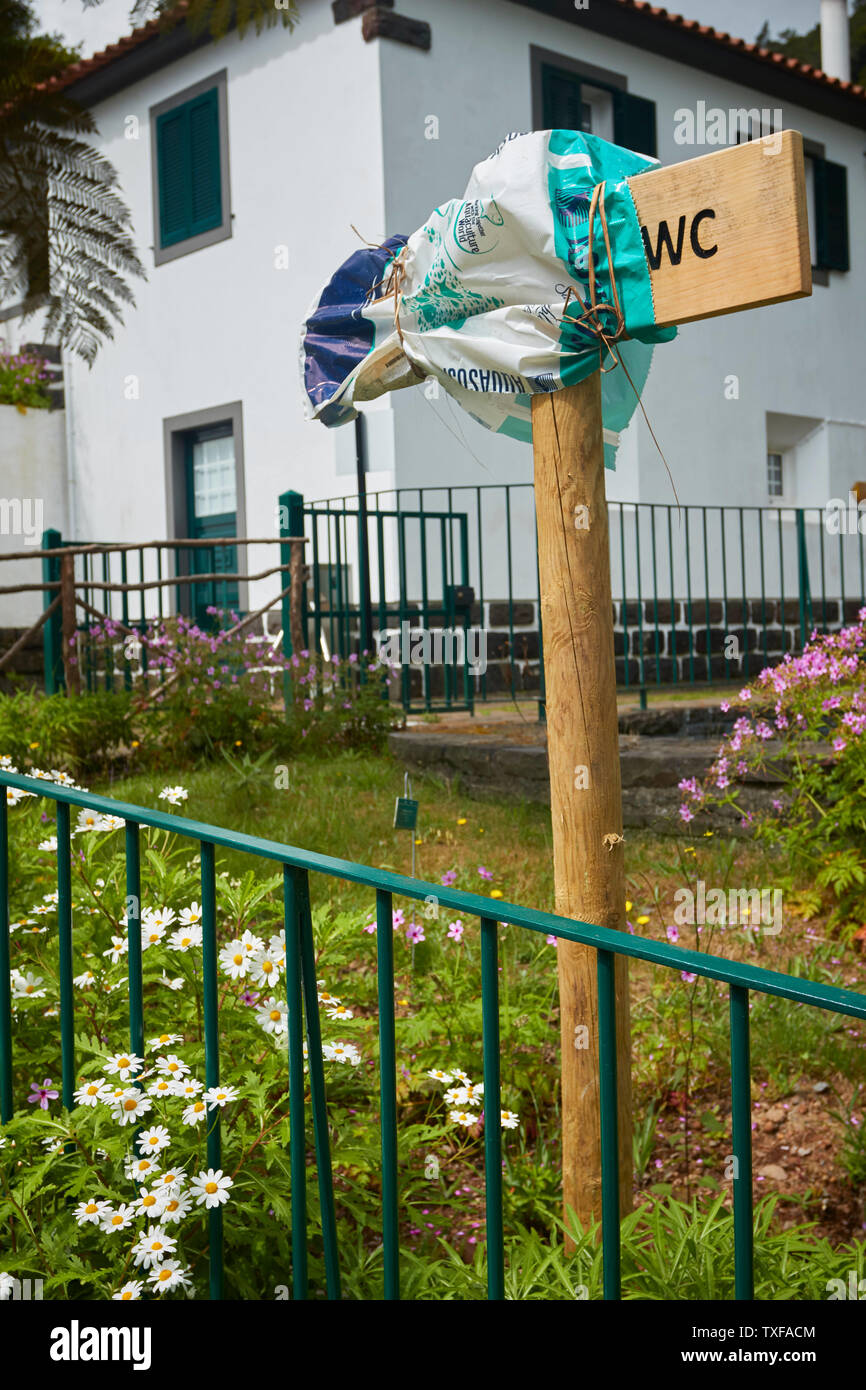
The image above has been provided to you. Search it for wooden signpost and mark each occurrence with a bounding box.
[533,131,811,1230]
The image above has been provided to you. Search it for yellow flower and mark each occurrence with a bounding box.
[490,889,503,899]
[478,828,485,835]
[456,818,467,826]
[29,742,39,750]
[703,830,714,838]
[235,740,242,746]
[636,915,650,926]
[131,740,140,748]
[414,838,422,845]
[625,900,633,912]
[397,998,409,1006]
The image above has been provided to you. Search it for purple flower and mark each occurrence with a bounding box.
[406,923,425,945]
[441,870,457,886]
[666,925,679,943]
[447,920,464,943]
[28,1078,58,1109]
[679,805,694,823]
[681,972,697,984]
[392,909,405,931]
[545,934,558,946]
[477,865,493,881]
[240,990,260,1006]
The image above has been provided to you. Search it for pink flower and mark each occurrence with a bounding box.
[681,972,697,984]
[447,920,464,943]
[545,934,558,946]
[477,866,493,881]
[440,870,457,886]
[28,1078,58,1109]
[679,805,694,823]
[392,909,405,931]
[666,925,679,943]
[406,923,425,945]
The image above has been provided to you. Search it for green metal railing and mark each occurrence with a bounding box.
[307,488,866,710]
[2,769,865,1300]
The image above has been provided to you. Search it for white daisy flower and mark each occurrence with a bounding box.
[239,928,263,957]
[451,1069,471,1084]
[140,915,166,950]
[316,989,341,1007]
[449,1110,478,1128]
[325,1003,353,1021]
[112,1281,144,1301]
[203,1085,238,1110]
[169,925,202,952]
[13,971,46,999]
[159,973,185,991]
[103,936,127,964]
[74,1198,111,1226]
[38,837,58,852]
[147,1032,183,1050]
[132,1186,167,1220]
[125,1154,160,1182]
[248,946,280,988]
[178,902,203,928]
[159,1191,193,1223]
[169,1078,203,1099]
[155,1054,190,1080]
[158,786,189,806]
[132,1225,177,1270]
[322,1041,361,1066]
[181,1099,208,1126]
[73,1079,111,1108]
[75,808,104,832]
[73,970,96,990]
[6,787,34,806]
[8,918,34,933]
[137,1125,171,1155]
[147,1260,192,1293]
[190,1168,233,1209]
[147,1077,175,1100]
[41,1137,64,1154]
[155,1168,186,1197]
[219,941,248,979]
[100,815,125,831]
[426,1069,453,1084]
[114,1089,153,1126]
[104,1052,143,1081]
[500,1110,520,1130]
[100,1203,135,1234]
[255,997,287,1035]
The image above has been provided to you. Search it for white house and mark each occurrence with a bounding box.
[1,0,864,669]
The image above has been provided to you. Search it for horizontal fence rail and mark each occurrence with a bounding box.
[2,770,865,1300]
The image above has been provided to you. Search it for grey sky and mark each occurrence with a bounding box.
[32,0,839,61]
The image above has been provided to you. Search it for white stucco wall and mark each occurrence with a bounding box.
[0,405,67,626]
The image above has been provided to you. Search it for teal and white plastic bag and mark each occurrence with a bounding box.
[300,129,676,466]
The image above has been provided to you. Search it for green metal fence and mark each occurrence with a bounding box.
[2,769,865,1300]
[306,487,865,709]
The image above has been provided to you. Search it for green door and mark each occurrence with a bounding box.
[185,425,238,628]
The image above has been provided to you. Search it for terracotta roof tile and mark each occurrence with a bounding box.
[34,0,866,107]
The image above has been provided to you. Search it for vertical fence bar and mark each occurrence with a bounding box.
[0,796,11,1121]
[125,822,144,1064]
[597,947,621,1301]
[56,800,74,1110]
[283,866,308,1300]
[480,916,504,1300]
[375,889,400,1299]
[200,839,223,1300]
[729,983,754,1301]
[297,870,342,1299]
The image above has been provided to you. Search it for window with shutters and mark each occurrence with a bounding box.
[150,71,231,267]
[803,142,850,277]
[535,54,657,158]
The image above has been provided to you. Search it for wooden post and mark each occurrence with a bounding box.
[532,367,632,1231]
[59,552,80,696]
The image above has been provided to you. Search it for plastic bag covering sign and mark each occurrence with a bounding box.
[300,130,677,468]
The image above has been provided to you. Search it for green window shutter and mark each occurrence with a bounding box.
[814,156,849,272]
[157,107,190,246]
[188,90,222,236]
[156,87,222,249]
[613,90,657,158]
[541,65,583,130]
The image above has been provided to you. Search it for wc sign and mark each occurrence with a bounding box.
[628,131,811,327]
